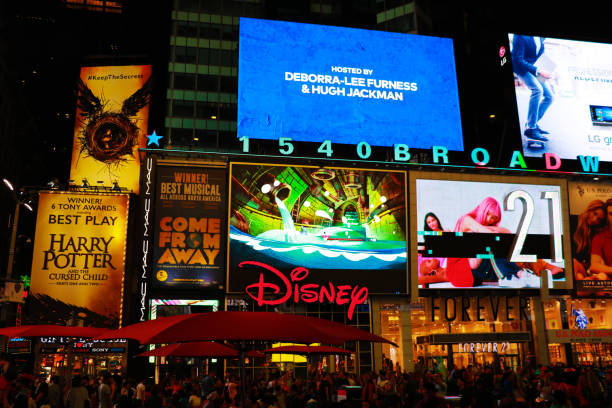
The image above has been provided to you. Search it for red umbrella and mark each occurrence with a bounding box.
[263,345,354,356]
[95,311,396,346]
[136,342,263,358]
[0,325,109,339]
[96,312,393,407]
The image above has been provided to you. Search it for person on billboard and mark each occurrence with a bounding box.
[573,200,606,279]
[589,198,612,280]
[423,212,446,232]
[418,213,449,285]
[512,35,554,142]
[446,197,541,287]
[418,257,448,285]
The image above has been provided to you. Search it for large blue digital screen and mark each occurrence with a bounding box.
[238,18,464,150]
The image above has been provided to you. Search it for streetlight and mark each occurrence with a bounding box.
[2,179,35,280]
[3,178,14,191]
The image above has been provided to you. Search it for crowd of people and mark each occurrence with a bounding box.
[2,360,612,408]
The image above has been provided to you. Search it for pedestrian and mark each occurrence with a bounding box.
[415,382,448,408]
[47,376,62,408]
[98,373,112,408]
[65,376,90,408]
[136,379,146,406]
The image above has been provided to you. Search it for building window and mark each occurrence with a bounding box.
[197,74,219,91]
[219,103,237,120]
[221,26,237,41]
[172,100,195,117]
[175,46,197,64]
[220,49,235,66]
[199,23,221,40]
[173,73,196,89]
[196,102,217,119]
[170,128,194,145]
[177,0,198,11]
[195,129,217,144]
[219,76,237,93]
[197,48,209,66]
[208,49,220,65]
[177,21,197,37]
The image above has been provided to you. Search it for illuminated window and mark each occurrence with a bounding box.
[380,304,403,370]
[63,0,122,13]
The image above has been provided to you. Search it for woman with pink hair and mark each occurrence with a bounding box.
[445,197,540,288]
[454,196,509,234]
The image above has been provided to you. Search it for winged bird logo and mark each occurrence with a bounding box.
[76,76,152,165]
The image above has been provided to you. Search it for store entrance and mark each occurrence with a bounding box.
[452,349,521,370]
[416,333,532,371]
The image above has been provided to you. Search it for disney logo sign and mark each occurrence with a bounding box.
[240,261,368,320]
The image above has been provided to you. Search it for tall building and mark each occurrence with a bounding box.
[164,0,432,149]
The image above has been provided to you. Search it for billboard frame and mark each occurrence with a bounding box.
[227,161,409,296]
[409,171,573,298]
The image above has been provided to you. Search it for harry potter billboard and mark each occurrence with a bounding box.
[29,192,129,328]
[69,65,152,194]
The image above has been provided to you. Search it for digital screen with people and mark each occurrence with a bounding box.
[569,182,612,295]
[509,33,612,160]
[415,176,567,289]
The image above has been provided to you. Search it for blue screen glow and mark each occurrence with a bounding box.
[238,18,464,150]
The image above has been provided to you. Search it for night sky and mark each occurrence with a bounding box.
[1,0,611,279]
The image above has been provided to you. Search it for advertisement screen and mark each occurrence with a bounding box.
[413,173,569,290]
[149,299,219,320]
[238,18,463,150]
[569,182,612,294]
[152,165,227,289]
[29,192,129,328]
[229,163,407,295]
[509,34,612,160]
[70,65,152,194]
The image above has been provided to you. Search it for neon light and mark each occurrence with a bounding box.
[578,155,600,172]
[394,144,410,161]
[471,148,490,166]
[544,153,561,170]
[432,146,449,164]
[241,261,368,320]
[143,142,612,176]
[509,151,527,168]
[140,157,153,322]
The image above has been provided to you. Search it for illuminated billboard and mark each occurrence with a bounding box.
[569,181,612,294]
[149,299,219,320]
[228,163,408,310]
[411,172,571,290]
[238,18,463,150]
[509,34,612,162]
[152,164,227,289]
[70,65,152,194]
[29,192,129,328]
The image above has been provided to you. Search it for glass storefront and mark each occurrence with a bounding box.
[225,297,370,376]
[411,296,533,371]
[380,304,403,371]
[37,340,127,379]
[544,298,612,367]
